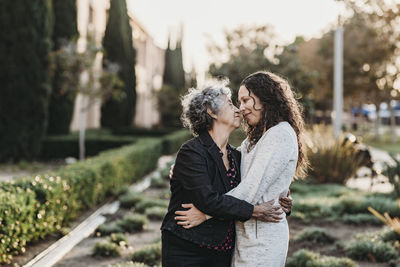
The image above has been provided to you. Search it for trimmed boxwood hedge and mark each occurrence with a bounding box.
[0,130,190,264]
[40,135,137,159]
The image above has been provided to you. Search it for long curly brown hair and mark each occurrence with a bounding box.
[241,71,309,178]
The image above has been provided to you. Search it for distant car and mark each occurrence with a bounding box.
[361,101,400,124]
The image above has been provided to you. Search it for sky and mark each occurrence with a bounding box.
[127,0,348,79]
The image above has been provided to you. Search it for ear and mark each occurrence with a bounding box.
[207,108,218,120]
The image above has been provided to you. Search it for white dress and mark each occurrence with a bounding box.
[226,121,298,267]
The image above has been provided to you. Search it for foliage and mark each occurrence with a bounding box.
[273,37,316,118]
[108,233,128,247]
[145,206,167,220]
[47,0,78,135]
[286,249,356,267]
[340,213,382,225]
[228,128,247,147]
[135,199,169,214]
[96,223,124,237]
[150,174,168,189]
[161,130,191,155]
[294,227,336,244]
[0,130,189,263]
[344,238,399,262]
[290,180,395,223]
[119,191,144,209]
[383,154,400,197]
[306,125,371,184]
[207,25,277,103]
[131,242,162,266]
[93,240,121,257]
[157,32,187,128]
[369,198,400,238]
[40,134,136,159]
[116,213,148,233]
[0,0,53,161]
[101,0,136,130]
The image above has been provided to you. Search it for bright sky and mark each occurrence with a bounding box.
[127,0,347,79]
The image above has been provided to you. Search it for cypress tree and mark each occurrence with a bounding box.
[157,31,186,128]
[163,36,174,85]
[47,0,78,134]
[0,0,53,161]
[101,0,136,130]
[172,37,185,90]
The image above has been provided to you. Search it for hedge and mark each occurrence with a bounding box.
[0,130,190,264]
[40,135,137,159]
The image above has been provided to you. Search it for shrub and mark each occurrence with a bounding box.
[116,213,148,233]
[95,223,124,236]
[93,240,121,257]
[0,131,187,263]
[108,233,128,247]
[158,189,171,200]
[131,242,161,266]
[119,191,143,209]
[145,206,167,220]
[332,194,399,216]
[40,135,136,159]
[294,227,336,244]
[150,175,168,188]
[341,213,382,225]
[383,154,400,197]
[306,126,368,184]
[161,130,191,155]
[158,159,175,180]
[112,127,173,136]
[344,239,399,262]
[286,249,356,267]
[135,199,169,214]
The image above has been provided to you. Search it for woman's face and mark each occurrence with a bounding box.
[238,85,263,126]
[214,95,241,129]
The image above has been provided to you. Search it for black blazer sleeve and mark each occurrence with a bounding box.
[173,144,253,222]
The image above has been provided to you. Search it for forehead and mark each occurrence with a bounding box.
[238,85,250,98]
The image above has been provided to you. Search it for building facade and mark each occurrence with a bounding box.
[70,0,164,131]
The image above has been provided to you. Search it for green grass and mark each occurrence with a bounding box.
[290,181,396,222]
[365,141,400,154]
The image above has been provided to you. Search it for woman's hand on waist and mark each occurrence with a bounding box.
[252,200,283,223]
[174,203,207,229]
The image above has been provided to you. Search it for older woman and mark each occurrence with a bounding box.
[161,82,289,267]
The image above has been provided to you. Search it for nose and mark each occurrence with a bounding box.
[239,102,245,112]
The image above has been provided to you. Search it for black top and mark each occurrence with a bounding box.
[161,131,254,247]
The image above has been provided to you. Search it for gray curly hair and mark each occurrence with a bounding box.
[181,81,232,136]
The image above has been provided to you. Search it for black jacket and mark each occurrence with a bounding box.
[161,131,254,246]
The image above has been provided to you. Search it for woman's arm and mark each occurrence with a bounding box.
[174,144,253,222]
[226,126,296,204]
